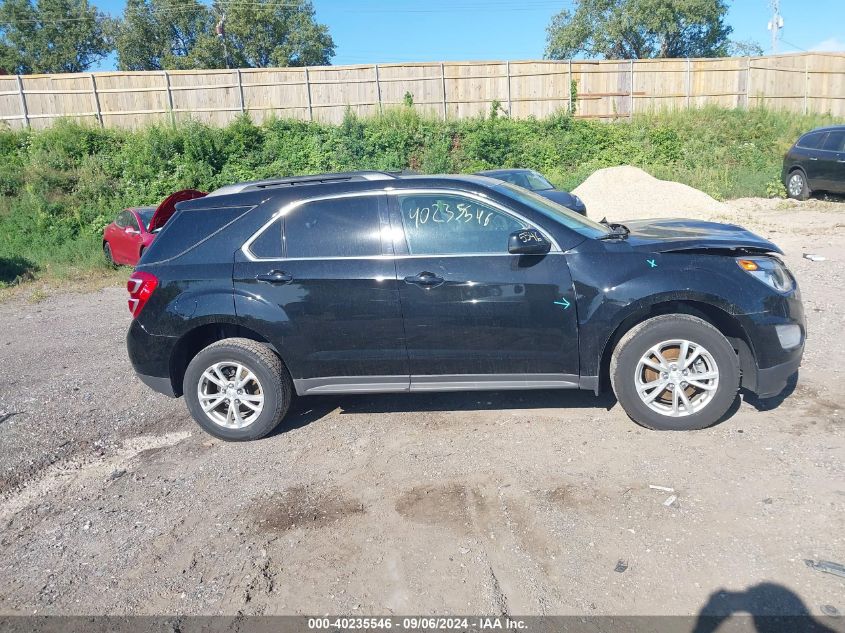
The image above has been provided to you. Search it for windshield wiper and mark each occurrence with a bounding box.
[597,217,630,240]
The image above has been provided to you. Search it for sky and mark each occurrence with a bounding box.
[92,0,845,70]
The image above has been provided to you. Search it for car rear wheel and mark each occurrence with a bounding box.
[786,170,810,200]
[610,315,740,430]
[183,337,291,441]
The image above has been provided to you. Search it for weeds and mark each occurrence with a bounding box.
[0,106,840,284]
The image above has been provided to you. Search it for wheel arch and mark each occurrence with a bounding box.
[169,323,284,397]
[596,299,757,394]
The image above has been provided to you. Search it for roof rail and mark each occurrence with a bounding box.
[206,171,400,197]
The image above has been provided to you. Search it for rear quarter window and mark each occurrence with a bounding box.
[796,132,828,149]
[144,206,253,262]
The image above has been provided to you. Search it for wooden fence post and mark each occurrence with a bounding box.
[16,75,29,128]
[374,64,382,114]
[304,67,313,121]
[686,58,692,109]
[745,57,752,109]
[440,62,447,120]
[90,74,103,127]
[629,59,635,118]
[803,56,809,115]
[235,69,246,114]
[163,70,175,126]
[567,59,573,113]
[505,61,512,116]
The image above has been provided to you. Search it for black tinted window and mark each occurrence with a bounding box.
[398,194,523,255]
[821,131,845,152]
[797,132,828,149]
[285,196,381,259]
[115,211,129,228]
[126,213,140,231]
[250,219,283,259]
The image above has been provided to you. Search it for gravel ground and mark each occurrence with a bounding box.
[0,196,843,618]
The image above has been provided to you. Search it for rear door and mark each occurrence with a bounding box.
[233,193,409,394]
[819,130,845,192]
[796,131,829,188]
[389,190,579,390]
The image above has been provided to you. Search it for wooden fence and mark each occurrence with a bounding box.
[1,52,843,129]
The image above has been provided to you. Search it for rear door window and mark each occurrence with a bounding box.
[284,196,382,259]
[821,131,845,152]
[397,193,524,256]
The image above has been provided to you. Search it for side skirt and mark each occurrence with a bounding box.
[293,374,580,396]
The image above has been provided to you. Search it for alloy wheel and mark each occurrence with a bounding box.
[197,361,264,428]
[634,339,720,417]
[788,173,805,198]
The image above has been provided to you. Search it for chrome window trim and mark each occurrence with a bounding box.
[241,188,561,262]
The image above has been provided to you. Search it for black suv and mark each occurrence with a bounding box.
[782,125,845,199]
[127,171,805,440]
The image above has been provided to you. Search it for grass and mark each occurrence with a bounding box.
[0,104,841,288]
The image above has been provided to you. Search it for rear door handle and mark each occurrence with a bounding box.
[255,270,293,284]
[809,157,819,161]
[404,272,444,287]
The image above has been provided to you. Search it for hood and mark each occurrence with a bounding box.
[536,189,586,213]
[148,189,208,232]
[622,218,782,255]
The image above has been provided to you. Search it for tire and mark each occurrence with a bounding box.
[610,314,740,431]
[183,337,292,441]
[103,242,117,267]
[786,169,810,200]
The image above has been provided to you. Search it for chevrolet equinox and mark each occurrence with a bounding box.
[126,171,805,440]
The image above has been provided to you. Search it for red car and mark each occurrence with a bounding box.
[103,189,206,266]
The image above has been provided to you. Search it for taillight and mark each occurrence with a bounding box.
[127,271,158,318]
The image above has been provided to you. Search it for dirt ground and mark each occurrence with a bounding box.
[0,196,843,618]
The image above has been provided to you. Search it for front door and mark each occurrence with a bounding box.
[389,190,579,390]
[233,193,409,394]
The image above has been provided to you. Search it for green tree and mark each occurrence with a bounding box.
[0,0,112,74]
[545,0,733,60]
[114,0,213,70]
[114,0,334,70]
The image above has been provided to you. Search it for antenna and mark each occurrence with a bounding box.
[767,0,783,54]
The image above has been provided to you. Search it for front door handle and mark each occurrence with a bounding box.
[809,157,818,161]
[404,272,444,287]
[255,270,293,284]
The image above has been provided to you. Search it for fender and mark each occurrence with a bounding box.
[566,242,767,380]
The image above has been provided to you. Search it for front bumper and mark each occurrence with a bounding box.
[755,355,801,398]
[740,290,805,398]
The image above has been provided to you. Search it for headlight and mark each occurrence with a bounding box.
[736,257,795,293]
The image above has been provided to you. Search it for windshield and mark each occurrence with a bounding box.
[136,208,155,231]
[494,183,611,239]
[493,170,555,191]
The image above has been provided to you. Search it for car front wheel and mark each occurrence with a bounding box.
[610,315,740,430]
[183,337,291,441]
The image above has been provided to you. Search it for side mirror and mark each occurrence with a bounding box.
[508,228,551,255]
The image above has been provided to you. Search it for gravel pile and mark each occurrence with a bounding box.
[573,165,731,221]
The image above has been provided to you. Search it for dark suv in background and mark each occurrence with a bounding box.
[127,171,804,440]
[782,125,845,199]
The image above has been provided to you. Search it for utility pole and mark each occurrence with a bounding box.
[216,11,230,69]
[767,0,783,54]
